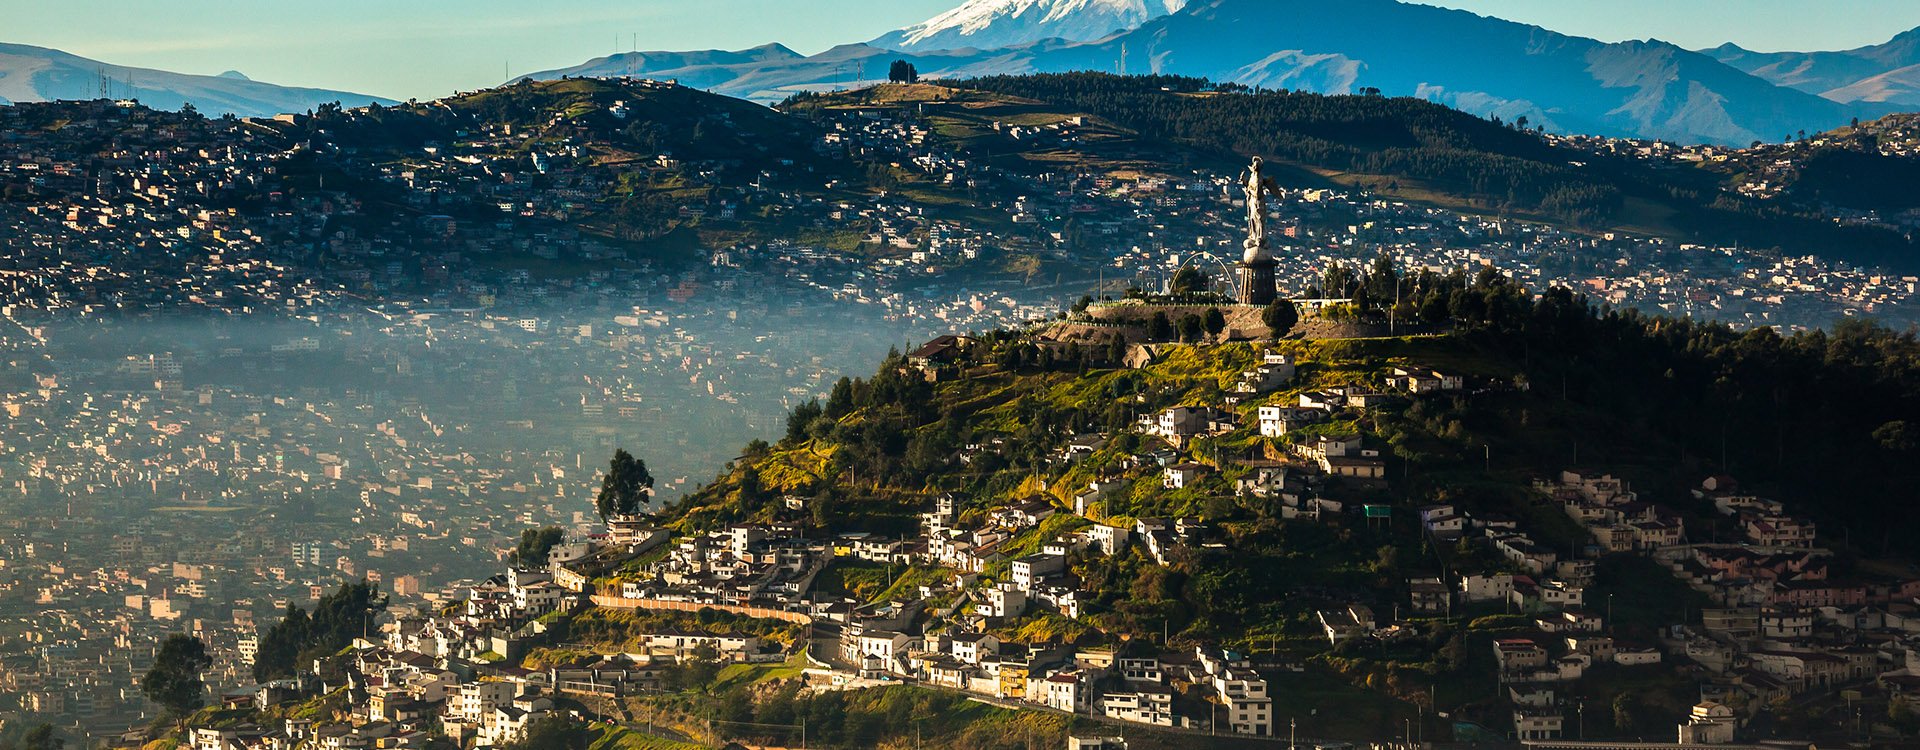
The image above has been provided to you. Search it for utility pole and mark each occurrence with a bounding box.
[1392,274,1402,334]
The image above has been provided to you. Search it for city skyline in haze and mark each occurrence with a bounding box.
[4,0,1918,100]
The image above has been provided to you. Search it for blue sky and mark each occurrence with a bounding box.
[5,0,1920,99]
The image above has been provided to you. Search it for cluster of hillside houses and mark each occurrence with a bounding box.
[171,347,1920,749]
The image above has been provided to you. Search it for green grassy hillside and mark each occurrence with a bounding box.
[649,268,1920,735]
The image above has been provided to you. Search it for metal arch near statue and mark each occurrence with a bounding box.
[1167,251,1243,299]
[1162,156,1281,306]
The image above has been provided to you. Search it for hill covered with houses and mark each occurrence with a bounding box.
[142,268,1920,748]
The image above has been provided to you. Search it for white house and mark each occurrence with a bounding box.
[1083,524,1130,555]
[979,583,1028,619]
[1011,553,1066,590]
[949,632,1000,665]
[1100,688,1175,726]
[1164,462,1208,489]
[1029,669,1089,713]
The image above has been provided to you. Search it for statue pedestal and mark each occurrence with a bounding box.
[1238,259,1276,306]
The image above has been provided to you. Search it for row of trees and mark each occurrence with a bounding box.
[1145,309,1225,342]
[0,726,62,750]
[253,581,384,682]
[1134,298,1298,342]
[510,526,566,568]
[962,72,1625,228]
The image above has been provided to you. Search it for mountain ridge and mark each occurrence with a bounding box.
[1706,26,1920,106]
[0,42,395,117]
[529,0,1895,146]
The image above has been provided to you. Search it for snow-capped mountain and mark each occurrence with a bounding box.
[870,0,1186,52]
[529,0,1895,146]
[0,43,395,117]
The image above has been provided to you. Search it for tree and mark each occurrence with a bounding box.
[253,581,383,682]
[1170,267,1209,296]
[3,725,62,750]
[501,715,590,750]
[1612,693,1639,734]
[888,60,919,84]
[736,465,767,506]
[1262,299,1298,338]
[1147,312,1173,341]
[825,377,856,419]
[142,633,212,718]
[1203,307,1226,338]
[510,526,566,569]
[596,448,654,520]
[1177,314,1205,342]
[1875,420,1914,452]
[787,400,824,443]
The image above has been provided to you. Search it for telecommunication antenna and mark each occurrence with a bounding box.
[1120,43,1128,75]
[97,67,111,99]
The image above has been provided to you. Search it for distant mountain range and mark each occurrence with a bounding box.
[0,43,395,118]
[7,0,1918,145]
[1705,29,1920,108]
[528,0,1907,146]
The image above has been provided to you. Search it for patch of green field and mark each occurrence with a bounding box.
[585,723,708,750]
[710,649,810,692]
[813,559,892,601]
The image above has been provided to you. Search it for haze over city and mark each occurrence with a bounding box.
[5,2,1920,750]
